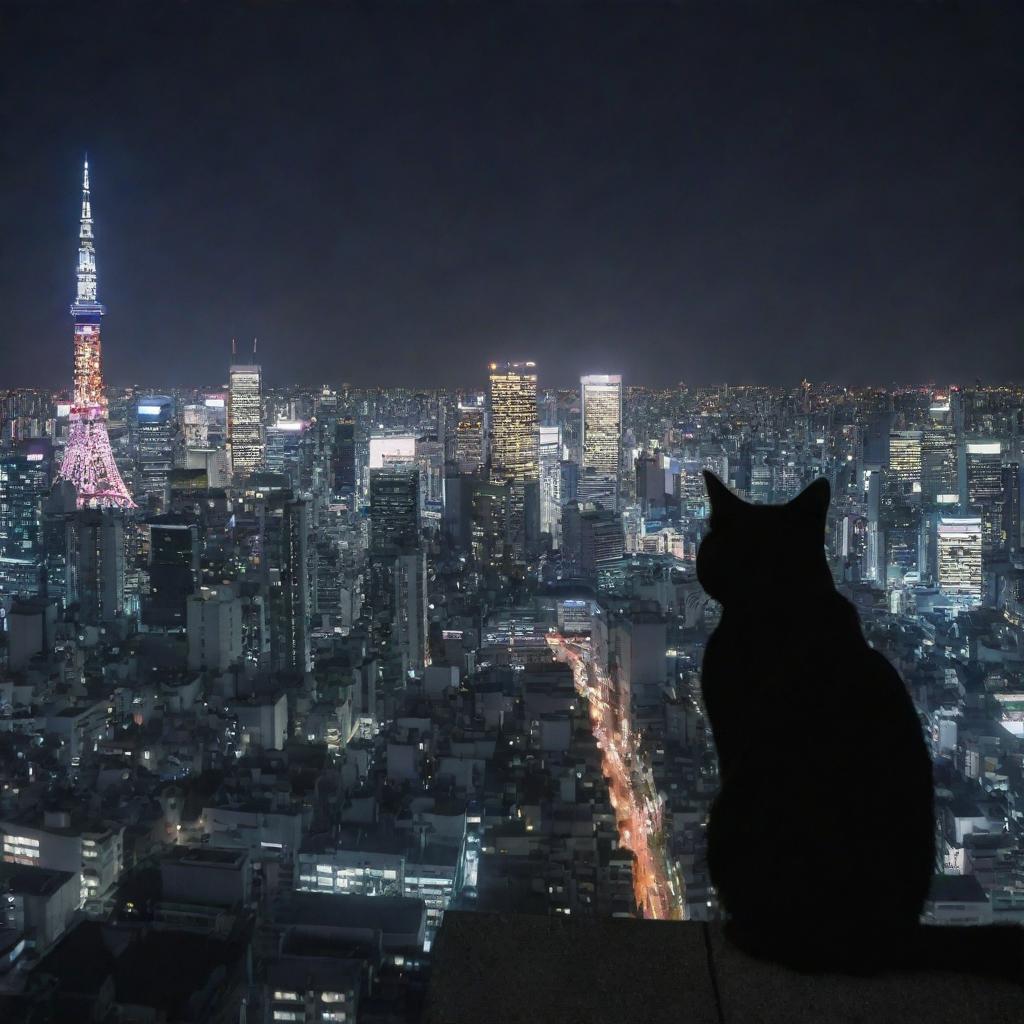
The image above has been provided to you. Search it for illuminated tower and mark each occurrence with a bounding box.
[487,361,539,554]
[488,362,538,483]
[58,159,135,508]
[580,373,622,509]
[228,356,264,477]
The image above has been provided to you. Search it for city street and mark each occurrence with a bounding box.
[550,635,685,920]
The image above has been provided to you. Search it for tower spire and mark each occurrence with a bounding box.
[76,155,98,306]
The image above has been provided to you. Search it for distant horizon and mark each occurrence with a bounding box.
[14,376,1024,397]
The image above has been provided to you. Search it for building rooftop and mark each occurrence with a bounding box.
[284,892,426,935]
[0,862,75,897]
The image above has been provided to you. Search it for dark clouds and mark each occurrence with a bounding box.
[0,1,1021,389]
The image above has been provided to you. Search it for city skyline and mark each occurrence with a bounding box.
[2,3,1022,390]
[2,5,1024,1015]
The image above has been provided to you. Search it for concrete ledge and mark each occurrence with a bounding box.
[427,912,720,1024]
[426,912,1023,1024]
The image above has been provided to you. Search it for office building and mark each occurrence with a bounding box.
[66,509,125,625]
[0,439,53,597]
[488,362,538,482]
[135,395,175,511]
[455,401,486,474]
[922,401,957,504]
[488,362,539,553]
[331,417,356,492]
[261,496,311,674]
[1002,463,1020,555]
[965,441,1004,554]
[937,517,983,606]
[142,519,199,630]
[886,430,922,505]
[370,468,420,556]
[1,809,124,908]
[187,584,244,672]
[228,362,264,477]
[538,424,562,542]
[580,374,622,509]
[265,419,309,490]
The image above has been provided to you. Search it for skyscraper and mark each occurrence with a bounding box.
[228,359,264,477]
[538,425,562,542]
[965,441,1004,554]
[265,419,309,489]
[142,519,199,630]
[331,418,356,493]
[370,468,421,556]
[455,401,486,474]
[937,517,983,605]
[260,495,311,674]
[1002,463,1021,555]
[488,362,539,554]
[886,430,922,505]
[66,509,125,625]
[135,396,176,511]
[580,374,622,509]
[488,362,538,483]
[57,160,134,509]
[0,440,53,597]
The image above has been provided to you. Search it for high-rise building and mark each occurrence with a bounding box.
[187,585,243,673]
[0,440,53,597]
[488,362,539,553]
[368,468,420,616]
[369,468,420,556]
[937,517,983,605]
[1002,463,1021,555]
[260,496,311,674]
[57,160,134,509]
[580,374,622,509]
[331,418,356,493]
[455,401,486,475]
[488,362,538,482]
[538,425,562,542]
[965,441,1004,554]
[635,450,666,515]
[265,420,309,489]
[886,430,922,505]
[922,426,958,504]
[181,404,210,450]
[228,362,264,477]
[142,519,199,630]
[135,396,176,511]
[66,509,125,625]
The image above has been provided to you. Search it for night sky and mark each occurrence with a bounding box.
[1,1,1021,390]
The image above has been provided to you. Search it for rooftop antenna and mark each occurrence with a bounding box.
[231,337,237,356]
[253,336,258,355]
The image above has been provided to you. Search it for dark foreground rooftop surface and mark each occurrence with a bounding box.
[426,912,1023,1024]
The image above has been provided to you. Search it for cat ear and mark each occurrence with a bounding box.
[788,477,830,521]
[704,471,743,520]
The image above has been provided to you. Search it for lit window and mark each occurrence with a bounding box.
[321,991,346,1002]
[273,991,301,1002]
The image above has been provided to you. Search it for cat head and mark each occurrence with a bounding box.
[696,471,832,604]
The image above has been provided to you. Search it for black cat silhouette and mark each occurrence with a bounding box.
[697,471,937,971]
